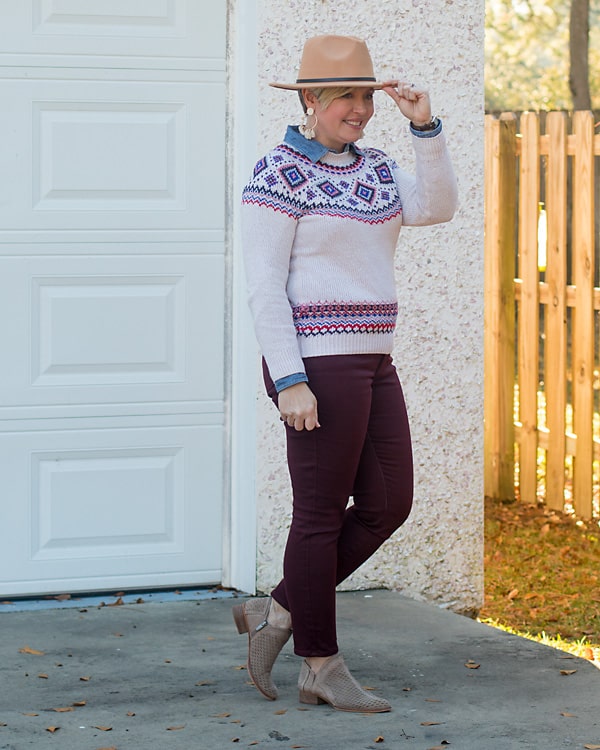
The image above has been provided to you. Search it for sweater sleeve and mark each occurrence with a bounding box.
[391,127,458,227]
[241,173,305,383]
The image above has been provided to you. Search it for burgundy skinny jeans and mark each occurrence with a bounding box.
[263,354,413,657]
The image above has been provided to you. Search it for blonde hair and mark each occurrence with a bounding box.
[298,86,356,112]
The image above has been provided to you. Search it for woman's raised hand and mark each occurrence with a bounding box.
[278,382,320,432]
[381,81,432,126]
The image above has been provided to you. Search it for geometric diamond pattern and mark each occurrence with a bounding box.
[318,180,343,198]
[280,164,308,190]
[353,181,376,204]
[375,163,394,184]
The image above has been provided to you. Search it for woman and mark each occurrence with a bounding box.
[233,34,457,713]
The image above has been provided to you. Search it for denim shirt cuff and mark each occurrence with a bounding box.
[410,117,443,138]
[274,372,309,393]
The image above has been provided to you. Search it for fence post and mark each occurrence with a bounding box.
[517,112,540,505]
[484,113,516,500]
[544,112,568,511]
[572,110,595,518]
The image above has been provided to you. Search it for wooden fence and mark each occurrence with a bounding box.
[484,111,600,519]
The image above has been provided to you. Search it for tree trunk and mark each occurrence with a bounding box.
[569,0,591,109]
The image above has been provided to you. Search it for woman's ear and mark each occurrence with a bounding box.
[302,89,318,110]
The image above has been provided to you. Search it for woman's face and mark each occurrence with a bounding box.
[308,88,375,152]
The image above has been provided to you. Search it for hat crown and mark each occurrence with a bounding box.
[296,35,376,84]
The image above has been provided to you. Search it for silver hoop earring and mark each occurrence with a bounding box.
[299,107,318,140]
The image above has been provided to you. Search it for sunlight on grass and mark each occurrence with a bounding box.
[478,616,600,666]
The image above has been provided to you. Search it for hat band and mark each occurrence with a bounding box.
[296,76,376,84]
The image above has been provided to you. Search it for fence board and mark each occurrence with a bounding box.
[517,112,541,504]
[572,111,595,518]
[484,114,517,500]
[544,112,568,511]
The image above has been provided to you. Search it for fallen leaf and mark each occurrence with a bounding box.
[374,737,385,743]
[53,707,74,713]
[126,711,135,717]
[113,633,124,638]
[402,687,412,692]
[584,745,600,750]
[164,659,172,663]
[166,725,186,731]
[46,727,60,733]
[72,701,87,707]
[560,712,577,717]
[213,713,231,718]
[507,588,519,600]
[0,722,7,726]
[53,594,71,601]
[107,597,123,607]
[274,709,287,715]
[22,712,39,716]
[19,646,45,656]
[234,665,246,670]
[93,726,112,731]
[232,739,240,743]
[560,670,577,676]
[80,676,91,681]
[195,680,213,686]
[464,660,480,669]
[540,523,550,534]
[425,698,442,703]
[421,721,444,726]
[38,673,49,679]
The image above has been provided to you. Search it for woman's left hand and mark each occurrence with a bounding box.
[381,81,432,126]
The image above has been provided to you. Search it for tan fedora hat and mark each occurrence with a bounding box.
[270,35,385,90]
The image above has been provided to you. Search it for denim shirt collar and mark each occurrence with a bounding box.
[283,125,364,163]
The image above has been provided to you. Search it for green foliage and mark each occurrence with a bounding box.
[485,0,600,111]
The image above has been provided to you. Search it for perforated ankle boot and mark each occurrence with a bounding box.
[298,653,391,713]
[232,597,292,700]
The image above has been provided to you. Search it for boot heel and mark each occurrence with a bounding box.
[299,689,324,705]
[232,603,248,634]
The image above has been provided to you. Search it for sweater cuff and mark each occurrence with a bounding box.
[274,372,309,393]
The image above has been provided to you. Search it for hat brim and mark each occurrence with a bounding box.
[270,80,387,90]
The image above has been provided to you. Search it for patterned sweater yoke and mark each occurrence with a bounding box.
[241,127,458,384]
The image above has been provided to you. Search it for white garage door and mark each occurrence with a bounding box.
[0,1,227,596]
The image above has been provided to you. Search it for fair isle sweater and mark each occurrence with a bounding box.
[241,124,458,386]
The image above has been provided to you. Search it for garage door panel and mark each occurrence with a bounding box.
[1,423,223,595]
[0,0,225,59]
[0,79,225,229]
[0,254,224,407]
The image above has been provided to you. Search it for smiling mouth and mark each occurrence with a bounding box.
[344,120,363,128]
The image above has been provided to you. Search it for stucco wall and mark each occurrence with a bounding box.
[247,0,484,614]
